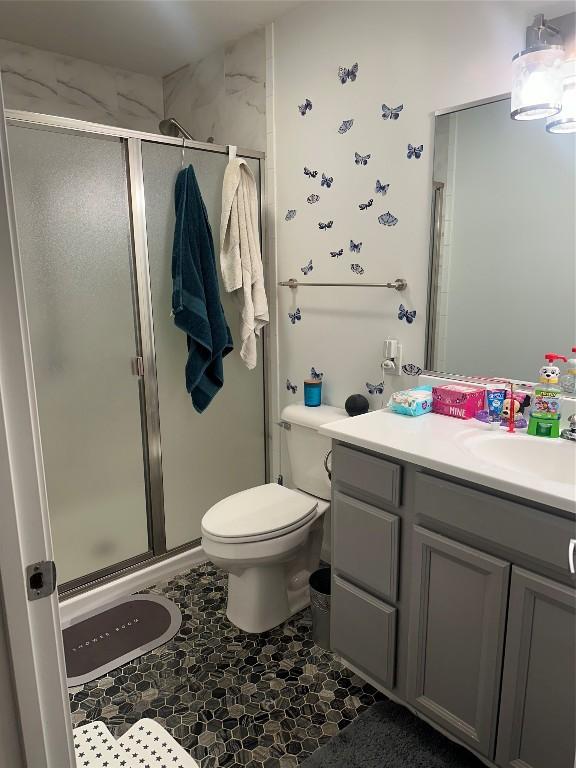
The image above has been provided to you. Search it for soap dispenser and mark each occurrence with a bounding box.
[560,347,576,395]
[527,353,567,438]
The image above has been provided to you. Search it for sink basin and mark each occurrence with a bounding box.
[457,430,575,487]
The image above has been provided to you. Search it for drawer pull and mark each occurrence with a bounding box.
[569,539,575,575]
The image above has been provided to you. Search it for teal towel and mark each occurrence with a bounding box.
[172,165,233,413]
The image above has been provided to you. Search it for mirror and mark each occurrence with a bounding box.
[427,96,575,385]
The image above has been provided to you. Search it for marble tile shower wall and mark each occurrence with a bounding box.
[0,38,164,132]
[163,28,266,151]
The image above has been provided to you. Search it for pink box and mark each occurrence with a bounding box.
[432,384,485,420]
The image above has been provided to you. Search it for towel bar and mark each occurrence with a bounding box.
[278,278,407,291]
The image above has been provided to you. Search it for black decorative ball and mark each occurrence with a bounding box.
[345,394,369,417]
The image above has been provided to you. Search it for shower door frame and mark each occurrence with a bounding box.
[5,109,270,597]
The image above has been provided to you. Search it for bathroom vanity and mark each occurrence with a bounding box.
[321,411,576,768]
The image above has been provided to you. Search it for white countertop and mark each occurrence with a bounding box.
[319,410,576,514]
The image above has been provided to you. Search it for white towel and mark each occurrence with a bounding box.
[220,158,269,370]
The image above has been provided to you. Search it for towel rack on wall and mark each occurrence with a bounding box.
[278,277,408,291]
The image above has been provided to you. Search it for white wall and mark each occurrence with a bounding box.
[0,38,164,132]
[269,0,562,433]
[442,98,575,382]
[163,28,266,150]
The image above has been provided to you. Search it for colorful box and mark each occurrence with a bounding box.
[432,384,485,420]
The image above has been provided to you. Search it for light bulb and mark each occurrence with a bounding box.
[547,57,576,133]
[511,45,565,120]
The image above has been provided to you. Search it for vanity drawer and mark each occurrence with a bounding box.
[332,575,396,690]
[333,491,399,601]
[333,443,402,508]
[415,472,575,577]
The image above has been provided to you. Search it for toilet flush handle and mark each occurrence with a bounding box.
[323,450,332,481]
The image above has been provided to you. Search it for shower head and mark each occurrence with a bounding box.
[159,117,194,141]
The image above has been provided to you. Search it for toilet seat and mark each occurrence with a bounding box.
[201,484,318,544]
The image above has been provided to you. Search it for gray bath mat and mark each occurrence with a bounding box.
[63,594,181,687]
[301,700,485,768]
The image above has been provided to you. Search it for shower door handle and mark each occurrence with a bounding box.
[131,356,144,377]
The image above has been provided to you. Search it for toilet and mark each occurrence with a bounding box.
[201,404,346,633]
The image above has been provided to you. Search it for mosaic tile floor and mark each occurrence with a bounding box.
[69,562,385,768]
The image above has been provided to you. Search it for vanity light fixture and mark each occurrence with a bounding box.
[511,13,564,121]
[546,56,576,133]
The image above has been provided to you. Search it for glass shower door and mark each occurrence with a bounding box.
[142,143,266,550]
[8,125,151,586]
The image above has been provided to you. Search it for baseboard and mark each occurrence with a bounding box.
[60,546,207,627]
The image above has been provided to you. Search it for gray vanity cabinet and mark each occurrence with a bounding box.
[330,440,575,768]
[496,568,576,768]
[406,527,509,757]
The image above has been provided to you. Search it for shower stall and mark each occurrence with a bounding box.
[5,110,268,594]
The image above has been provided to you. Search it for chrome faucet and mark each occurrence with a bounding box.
[560,414,576,442]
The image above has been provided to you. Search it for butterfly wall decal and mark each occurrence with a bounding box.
[310,367,324,381]
[304,167,318,178]
[330,248,343,258]
[355,152,371,166]
[378,211,398,227]
[285,209,297,221]
[338,119,354,134]
[366,381,384,395]
[301,259,313,275]
[375,180,389,195]
[398,304,416,324]
[382,103,403,120]
[286,379,298,394]
[349,240,362,253]
[350,263,365,275]
[321,173,333,188]
[402,363,423,376]
[338,63,358,84]
[288,308,302,324]
[359,199,373,211]
[407,143,424,159]
[298,98,312,116]
[307,194,320,204]
[318,221,333,230]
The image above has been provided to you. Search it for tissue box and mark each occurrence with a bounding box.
[432,384,485,420]
[388,386,433,417]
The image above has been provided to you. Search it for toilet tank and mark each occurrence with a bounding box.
[281,404,347,500]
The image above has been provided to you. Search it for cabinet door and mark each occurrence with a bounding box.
[407,527,509,758]
[332,576,397,690]
[333,492,400,601]
[496,568,576,768]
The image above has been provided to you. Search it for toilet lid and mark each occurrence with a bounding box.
[201,484,318,541]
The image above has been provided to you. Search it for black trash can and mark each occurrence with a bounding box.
[309,567,331,650]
